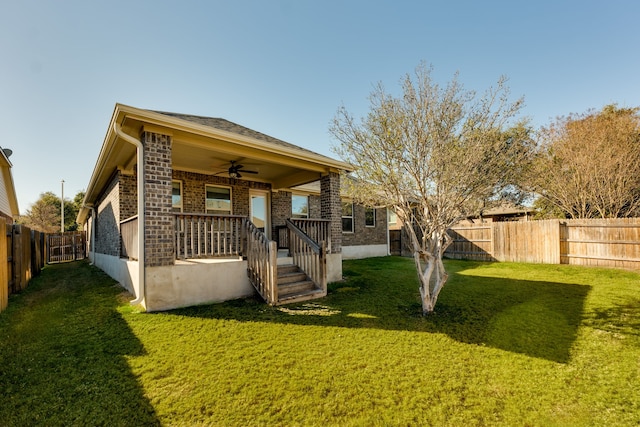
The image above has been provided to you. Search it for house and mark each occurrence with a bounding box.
[0,146,19,224]
[77,104,388,312]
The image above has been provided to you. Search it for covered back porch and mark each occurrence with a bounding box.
[121,213,333,306]
[81,105,349,311]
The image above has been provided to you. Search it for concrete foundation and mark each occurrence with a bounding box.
[342,244,388,260]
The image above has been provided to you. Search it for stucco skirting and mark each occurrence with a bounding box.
[145,259,255,312]
[342,244,389,260]
[92,253,139,296]
[92,252,345,311]
[326,253,343,283]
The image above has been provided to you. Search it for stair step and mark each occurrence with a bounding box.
[278,280,315,296]
[277,287,325,303]
[278,271,308,284]
[277,264,300,275]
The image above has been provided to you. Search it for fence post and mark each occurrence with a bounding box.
[12,225,21,292]
[550,219,561,265]
[0,224,7,312]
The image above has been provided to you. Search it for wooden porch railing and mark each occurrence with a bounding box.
[175,213,245,259]
[120,215,138,260]
[284,218,331,253]
[286,219,327,295]
[245,219,278,304]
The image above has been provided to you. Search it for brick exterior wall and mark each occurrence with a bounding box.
[342,204,387,246]
[271,190,292,239]
[172,170,271,216]
[143,131,174,267]
[309,195,321,218]
[94,171,121,256]
[320,172,342,253]
[119,171,137,220]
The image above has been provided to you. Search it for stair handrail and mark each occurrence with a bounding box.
[244,219,278,304]
[285,219,327,295]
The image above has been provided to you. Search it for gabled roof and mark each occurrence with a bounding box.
[78,103,351,224]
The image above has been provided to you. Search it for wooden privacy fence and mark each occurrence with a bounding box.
[446,218,640,269]
[1,224,46,313]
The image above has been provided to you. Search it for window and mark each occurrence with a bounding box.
[206,185,232,214]
[291,194,309,218]
[388,209,397,225]
[172,181,183,212]
[365,207,375,227]
[342,201,354,233]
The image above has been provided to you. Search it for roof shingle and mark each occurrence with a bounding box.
[152,110,328,159]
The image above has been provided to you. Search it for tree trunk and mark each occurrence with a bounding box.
[414,250,449,314]
[405,224,451,314]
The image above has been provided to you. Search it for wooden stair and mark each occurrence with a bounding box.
[277,264,324,304]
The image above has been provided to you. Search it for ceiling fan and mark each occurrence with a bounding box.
[216,160,258,179]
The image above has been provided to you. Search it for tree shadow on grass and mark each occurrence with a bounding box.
[421,274,590,362]
[583,297,640,343]
[0,261,160,426]
[171,258,592,364]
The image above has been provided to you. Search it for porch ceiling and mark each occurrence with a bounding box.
[170,137,327,190]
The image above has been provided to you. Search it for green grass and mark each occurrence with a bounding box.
[1,258,639,426]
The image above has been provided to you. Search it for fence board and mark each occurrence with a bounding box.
[0,225,7,312]
[0,224,46,313]
[446,218,640,269]
[562,218,640,269]
[447,221,494,261]
[492,220,560,264]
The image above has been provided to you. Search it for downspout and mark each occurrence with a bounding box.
[113,123,146,307]
[83,204,96,265]
[386,208,391,256]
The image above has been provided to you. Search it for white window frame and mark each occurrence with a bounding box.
[342,201,354,233]
[205,184,232,215]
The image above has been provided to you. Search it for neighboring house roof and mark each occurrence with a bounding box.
[0,147,19,220]
[479,205,534,219]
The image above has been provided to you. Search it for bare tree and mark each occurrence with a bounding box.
[331,63,532,314]
[529,105,640,219]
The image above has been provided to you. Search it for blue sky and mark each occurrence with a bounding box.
[2,0,639,214]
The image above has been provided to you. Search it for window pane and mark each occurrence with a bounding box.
[206,186,231,214]
[388,210,397,225]
[365,207,375,227]
[342,202,353,216]
[172,181,182,212]
[292,195,308,218]
[342,217,353,233]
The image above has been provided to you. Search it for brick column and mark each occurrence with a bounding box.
[321,172,342,253]
[142,131,174,267]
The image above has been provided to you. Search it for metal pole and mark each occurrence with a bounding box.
[61,180,65,233]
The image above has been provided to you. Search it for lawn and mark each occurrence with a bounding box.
[1,257,639,426]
